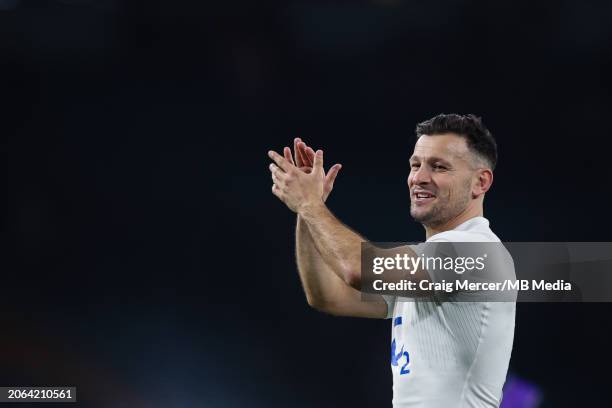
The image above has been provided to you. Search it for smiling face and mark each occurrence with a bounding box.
[408,133,485,228]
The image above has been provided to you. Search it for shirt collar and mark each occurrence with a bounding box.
[453,216,489,232]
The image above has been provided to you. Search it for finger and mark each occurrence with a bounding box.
[325,163,342,187]
[297,141,311,167]
[270,163,287,185]
[283,146,295,166]
[268,150,292,172]
[271,184,283,200]
[313,149,324,174]
[305,146,316,167]
[294,138,305,167]
[271,168,283,185]
[269,163,287,181]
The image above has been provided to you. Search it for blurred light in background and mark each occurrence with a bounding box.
[501,374,543,408]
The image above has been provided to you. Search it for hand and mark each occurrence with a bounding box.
[269,148,329,214]
[290,138,342,202]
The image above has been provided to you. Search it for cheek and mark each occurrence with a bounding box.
[449,178,473,200]
[433,178,452,199]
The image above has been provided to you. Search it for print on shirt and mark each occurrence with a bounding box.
[391,316,410,375]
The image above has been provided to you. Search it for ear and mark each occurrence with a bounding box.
[472,169,493,198]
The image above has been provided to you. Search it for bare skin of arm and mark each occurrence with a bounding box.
[287,140,388,318]
[299,196,429,297]
[269,148,427,302]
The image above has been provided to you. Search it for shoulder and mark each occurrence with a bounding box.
[428,229,500,243]
[428,217,501,243]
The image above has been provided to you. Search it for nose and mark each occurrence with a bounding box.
[408,165,432,187]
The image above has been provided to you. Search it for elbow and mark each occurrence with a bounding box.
[306,297,343,316]
[306,295,329,313]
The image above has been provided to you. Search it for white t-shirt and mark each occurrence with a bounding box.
[385,217,516,408]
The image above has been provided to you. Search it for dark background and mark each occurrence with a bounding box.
[3,0,612,407]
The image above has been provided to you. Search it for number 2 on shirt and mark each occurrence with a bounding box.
[392,316,410,375]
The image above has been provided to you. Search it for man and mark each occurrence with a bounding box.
[268,114,515,407]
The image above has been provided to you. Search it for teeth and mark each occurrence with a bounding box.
[416,193,433,198]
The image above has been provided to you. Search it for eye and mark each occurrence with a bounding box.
[410,163,420,169]
[433,164,447,171]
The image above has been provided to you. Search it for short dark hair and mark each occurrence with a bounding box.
[415,113,497,170]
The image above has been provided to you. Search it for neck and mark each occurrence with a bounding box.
[424,203,483,239]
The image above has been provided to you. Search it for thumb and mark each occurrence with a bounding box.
[325,163,342,186]
[313,149,324,174]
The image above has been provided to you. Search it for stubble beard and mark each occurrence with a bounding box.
[410,182,472,229]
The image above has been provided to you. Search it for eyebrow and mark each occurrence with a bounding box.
[409,155,453,165]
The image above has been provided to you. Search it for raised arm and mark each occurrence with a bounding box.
[270,147,371,287]
[279,140,388,318]
[269,145,431,304]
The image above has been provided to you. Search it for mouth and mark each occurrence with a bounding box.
[412,191,436,205]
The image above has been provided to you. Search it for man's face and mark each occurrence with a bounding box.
[408,133,477,227]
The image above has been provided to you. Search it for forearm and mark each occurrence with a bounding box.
[299,202,365,288]
[296,213,388,318]
[295,215,348,307]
